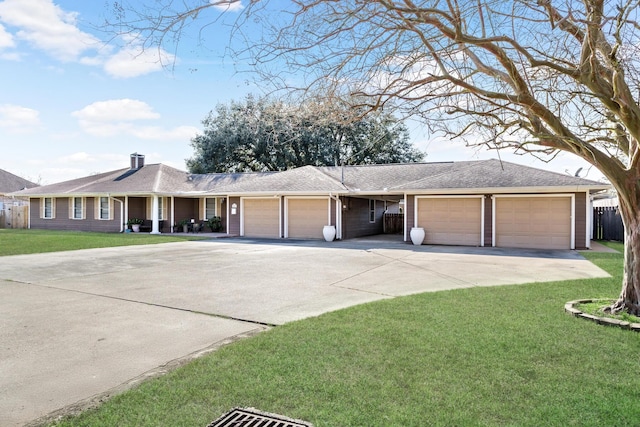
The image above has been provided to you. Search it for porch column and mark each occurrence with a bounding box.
[124,195,129,227]
[151,195,161,234]
[170,196,175,233]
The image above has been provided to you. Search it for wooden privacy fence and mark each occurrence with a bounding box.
[0,205,28,229]
[383,213,403,234]
[593,206,624,241]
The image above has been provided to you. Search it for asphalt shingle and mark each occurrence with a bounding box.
[391,159,604,190]
[0,168,38,194]
[10,159,608,197]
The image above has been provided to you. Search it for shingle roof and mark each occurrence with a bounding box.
[318,162,470,191]
[11,164,190,196]
[390,159,604,190]
[216,165,347,194]
[10,159,609,197]
[0,168,38,194]
[188,171,277,193]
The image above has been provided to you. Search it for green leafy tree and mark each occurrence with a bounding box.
[187,95,423,173]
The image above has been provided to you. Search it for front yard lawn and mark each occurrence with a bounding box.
[0,229,207,256]
[49,242,640,427]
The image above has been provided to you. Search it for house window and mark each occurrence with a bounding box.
[205,197,216,219]
[43,197,54,219]
[72,197,83,219]
[369,199,376,223]
[145,197,167,220]
[157,197,164,220]
[99,197,110,220]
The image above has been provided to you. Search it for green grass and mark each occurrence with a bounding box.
[49,242,640,427]
[575,300,640,323]
[0,229,207,256]
[575,242,640,322]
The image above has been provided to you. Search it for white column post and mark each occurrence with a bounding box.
[151,195,160,234]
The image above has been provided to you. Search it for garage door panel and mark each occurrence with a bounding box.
[495,197,571,250]
[417,198,482,246]
[287,198,328,239]
[243,198,280,238]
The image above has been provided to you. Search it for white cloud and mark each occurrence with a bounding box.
[0,104,41,132]
[72,99,197,141]
[0,51,21,61]
[72,99,161,122]
[0,1,177,78]
[103,45,175,78]
[130,125,199,140]
[29,153,133,183]
[58,151,96,164]
[0,23,15,48]
[211,0,244,12]
[0,0,100,62]
[55,152,128,168]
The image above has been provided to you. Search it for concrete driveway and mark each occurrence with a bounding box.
[0,238,610,426]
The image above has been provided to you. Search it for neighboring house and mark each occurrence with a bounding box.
[593,195,618,207]
[10,153,610,250]
[0,168,38,228]
[0,168,38,207]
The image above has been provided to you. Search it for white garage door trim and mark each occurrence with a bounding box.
[240,197,281,238]
[492,194,575,250]
[414,195,485,246]
[284,196,331,238]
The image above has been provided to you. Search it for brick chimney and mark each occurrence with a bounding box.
[130,153,145,169]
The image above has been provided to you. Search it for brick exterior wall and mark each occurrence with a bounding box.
[30,197,121,232]
[484,195,493,246]
[228,196,241,236]
[341,197,385,239]
[405,195,415,242]
[173,198,200,225]
[574,192,588,250]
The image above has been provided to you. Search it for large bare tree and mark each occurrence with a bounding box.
[113,0,640,314]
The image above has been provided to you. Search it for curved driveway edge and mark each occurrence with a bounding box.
[0,239,610,426]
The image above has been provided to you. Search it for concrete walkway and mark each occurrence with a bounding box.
[0,238,611,426]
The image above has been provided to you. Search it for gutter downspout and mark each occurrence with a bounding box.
[329,193,342,240]
[110,195,124,232]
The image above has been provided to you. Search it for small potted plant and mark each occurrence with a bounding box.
[178,219,190,233]
[207,216,222,232]
[127,218,144,232]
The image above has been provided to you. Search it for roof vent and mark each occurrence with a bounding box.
[130,153,145,169]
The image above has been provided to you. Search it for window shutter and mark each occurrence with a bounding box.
[68,198,73,219]
[146,198,151,219]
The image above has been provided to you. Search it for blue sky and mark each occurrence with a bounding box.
[0,0,604,185]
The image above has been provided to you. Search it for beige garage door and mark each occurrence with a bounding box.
[495,197,571,249]
[417,198,482,246]
[287,198,329,239]
[243,198,280,238]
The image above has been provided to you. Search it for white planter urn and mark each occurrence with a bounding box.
[323,225,336,242]
[132,224,140,233]
[410,227,425,246]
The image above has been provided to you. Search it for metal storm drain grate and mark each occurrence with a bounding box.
[207,407,313,427]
